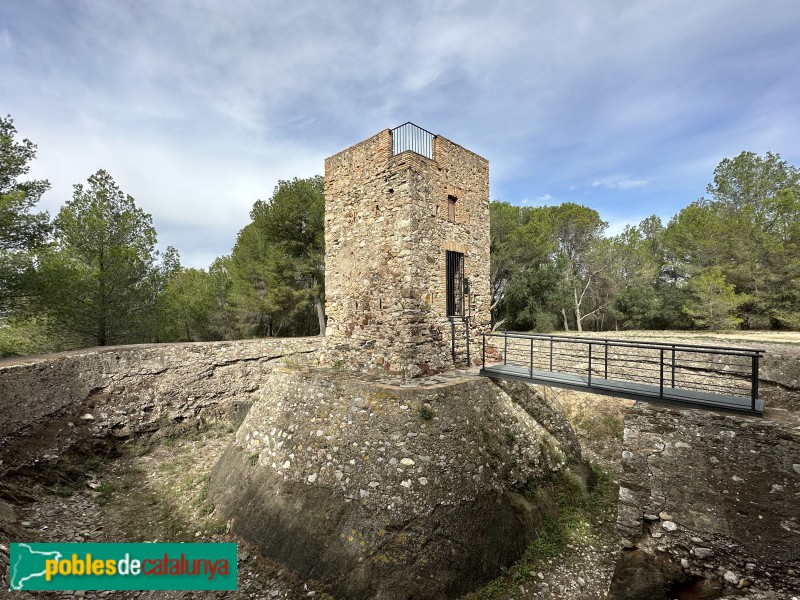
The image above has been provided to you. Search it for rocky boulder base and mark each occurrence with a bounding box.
[210,370,588,600]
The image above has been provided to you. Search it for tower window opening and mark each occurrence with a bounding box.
[447,195,457,222]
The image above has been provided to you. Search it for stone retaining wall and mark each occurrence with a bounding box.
[210,370,586,599]
[0,338,321,470]
[613,403,800,598]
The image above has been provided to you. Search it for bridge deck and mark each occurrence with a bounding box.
[480,363,764,415]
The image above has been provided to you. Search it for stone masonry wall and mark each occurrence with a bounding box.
[210,369,585,599]
[0,338,320,473]
[614,403,800,597]
[0,337,586,600]
[322,128,490,378]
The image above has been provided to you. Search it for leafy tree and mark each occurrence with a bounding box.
[489,201,522,327]
[683,267,746,330]
[161,268,219,341]
[489,202,553,329]
[549,203,608,331]
[205,256,239,339]
[665,151,800,328]
[706,152,800,329]
[228,222,279,336]
[603,223,663,330]
[489,201,611,332]
[229,177,325,337]
[490,153,799,333]
[610,284,659,329]
[503,262,569,332]
[647,285,692,330]
[663,203,723,279]
[707,151,800,219]
[158,253,236,342]
[0,115,50,311]
[37,170,161,345]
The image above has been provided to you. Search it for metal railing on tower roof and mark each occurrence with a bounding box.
[391,122,435,159]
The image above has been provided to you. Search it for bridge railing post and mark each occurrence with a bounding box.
[503,331,508,366]
[659,348,664,397]
[604,341,608,379]
[549,338,553,372]
[482,333,486,368]
[465,321,470,367]
[529,337,534,378]
[751,354,760,412]
[588,342,592,386]
[671,346,676,389]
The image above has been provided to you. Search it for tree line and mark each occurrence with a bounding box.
[1,114,798,356]
[0,115,323,356]
[491,151,800,333]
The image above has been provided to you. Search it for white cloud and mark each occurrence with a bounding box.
[2,0,799,268]
[591,176,650,190]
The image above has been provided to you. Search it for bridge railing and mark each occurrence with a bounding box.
[481,332,765,412]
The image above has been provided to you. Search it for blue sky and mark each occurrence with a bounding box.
[2,1,799,268]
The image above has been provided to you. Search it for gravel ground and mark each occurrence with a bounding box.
[470,389,629,600]
[4,388,794,600]
[1,396,624,600]
[2,428,330,600]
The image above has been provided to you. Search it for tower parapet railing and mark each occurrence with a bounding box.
[391,122,435,159]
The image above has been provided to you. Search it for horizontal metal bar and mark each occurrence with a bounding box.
[483,332,765,356]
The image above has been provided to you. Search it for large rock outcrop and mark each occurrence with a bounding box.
[210,369,587,599]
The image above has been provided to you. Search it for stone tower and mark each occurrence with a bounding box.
[322,123,490,377]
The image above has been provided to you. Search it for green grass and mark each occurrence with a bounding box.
[84,456,110,472]
[572,410,624,446]
[96,481,120,505]
[191,473,215,515]
[184,420,212,442]
[202,517,228,536]
[0,315,74,357]
[473,462,615,600]
[126,437,150,457]
[51,481,84,497]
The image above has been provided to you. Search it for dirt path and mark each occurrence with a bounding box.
[2,407,623,600]
[2,427,330,599]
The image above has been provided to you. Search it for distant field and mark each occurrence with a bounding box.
[543,329,800,352]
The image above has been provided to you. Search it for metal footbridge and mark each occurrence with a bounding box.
[479,332,765,415]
